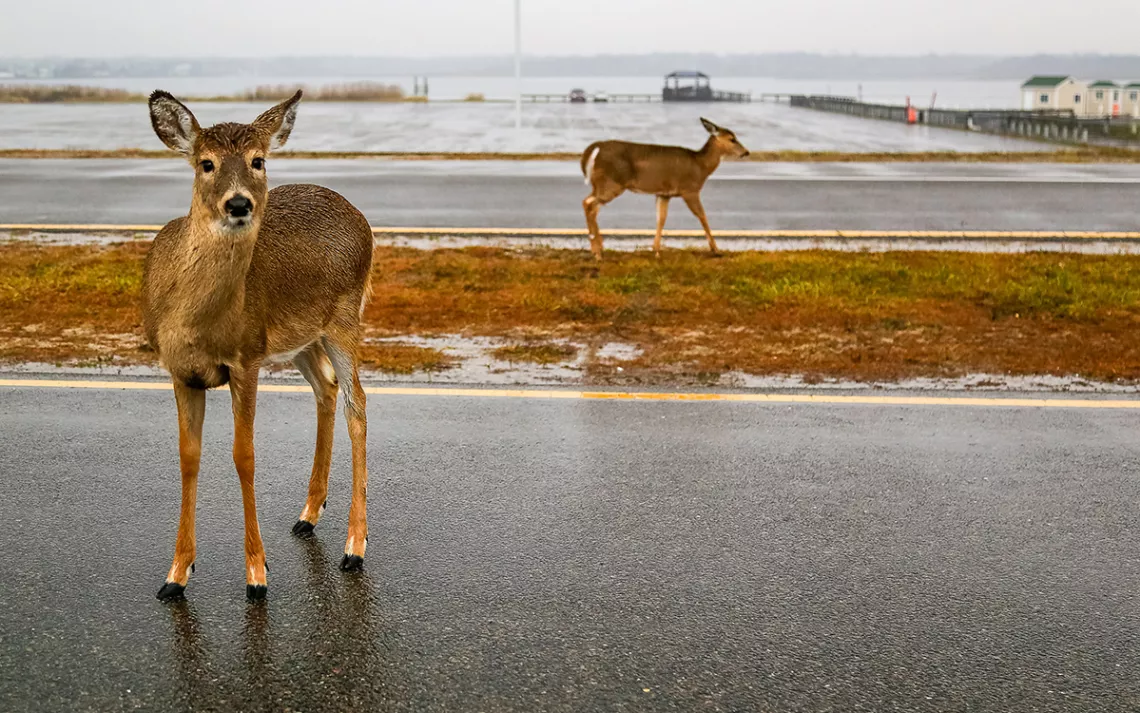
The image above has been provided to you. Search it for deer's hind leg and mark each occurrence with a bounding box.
[321,327,369,572]
[583,180,624,261]
[292,342,339,536]
[682,193,719,255]
[653,196,671,257]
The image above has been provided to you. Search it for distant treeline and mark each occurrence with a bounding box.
[0,82,407,103]
[7,54,1140,80]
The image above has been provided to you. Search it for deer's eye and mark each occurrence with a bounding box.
[251,157,265,170]
[200,160,215,173]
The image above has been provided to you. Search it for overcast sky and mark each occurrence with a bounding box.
[2,0,1138,57]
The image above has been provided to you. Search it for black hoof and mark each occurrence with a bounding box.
[292,520,316,536]
[157,582,186,601]
[246,584,267,601]
[340,554,364,572]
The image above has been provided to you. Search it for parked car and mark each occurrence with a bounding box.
[569,88,587,103]
[592,91,609,103]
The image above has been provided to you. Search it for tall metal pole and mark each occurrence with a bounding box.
[514,0,522,129]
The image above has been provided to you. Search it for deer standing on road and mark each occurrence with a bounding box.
[581,118,750,260]
[144,90,374,601]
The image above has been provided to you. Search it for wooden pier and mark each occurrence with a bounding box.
[522,72,753,105]
[663,71,751,103]
[522,93,658,103]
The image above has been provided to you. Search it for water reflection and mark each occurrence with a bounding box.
[240,597,277,699]
[163,535,395,709]
[166,599,214,702]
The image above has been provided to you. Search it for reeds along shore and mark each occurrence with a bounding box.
[0,82,407,103]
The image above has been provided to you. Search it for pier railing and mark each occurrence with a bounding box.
[790,95,1140,146]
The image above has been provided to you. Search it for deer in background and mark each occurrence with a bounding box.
[581,118,750,260]
[144,90,375,601]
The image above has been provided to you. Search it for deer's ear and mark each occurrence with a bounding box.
[253,90,302,151]
[149,90,200,155]
[700,117,720,135]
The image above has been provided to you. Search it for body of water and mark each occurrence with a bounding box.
[3,75,1023,108]
[0,77,1043,154]
[0,101,1044,153]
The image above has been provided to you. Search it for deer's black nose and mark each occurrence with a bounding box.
[225,195,252,217]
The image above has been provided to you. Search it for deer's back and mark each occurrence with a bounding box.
[250,183,373,302]
[246,184,373,348]
[587,140,708,195]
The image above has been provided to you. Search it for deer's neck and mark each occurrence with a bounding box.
[696,137,724,176]
[176,217,259,326]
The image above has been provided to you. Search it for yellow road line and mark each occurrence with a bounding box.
[1,223,166,232]
[1,378,1137,410]
[3,224,1140,240]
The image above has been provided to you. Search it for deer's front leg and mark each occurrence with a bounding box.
[157,382,206,601]
[229,362,268,600]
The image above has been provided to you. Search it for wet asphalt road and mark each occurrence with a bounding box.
[2,383,1140,711]
[2,159,1139,231]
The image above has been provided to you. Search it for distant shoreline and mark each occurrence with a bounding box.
[0,82,492,104]
[6,52,1140,82]
[2,148,1138,162]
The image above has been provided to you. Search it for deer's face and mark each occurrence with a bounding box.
[190,125,271,233]
[149,90,301,234]
[716,128,750,159]
[701,118,750,158]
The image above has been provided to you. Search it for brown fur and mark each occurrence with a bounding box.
[144,90,374,599]
[581,118,750,260]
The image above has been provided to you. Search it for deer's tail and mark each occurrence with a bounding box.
[359,272,374,319]
[581,143,602,186]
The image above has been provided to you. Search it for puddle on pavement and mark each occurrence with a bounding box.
[7,231,1140,255]
[727,371,1140,393]
[0,334,646,387]
[3,340,1138,394]
[361,334,642,385]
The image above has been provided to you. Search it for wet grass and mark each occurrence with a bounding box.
[359,342,454,374]
[2,243,1140,383]
[492,342,579,365]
